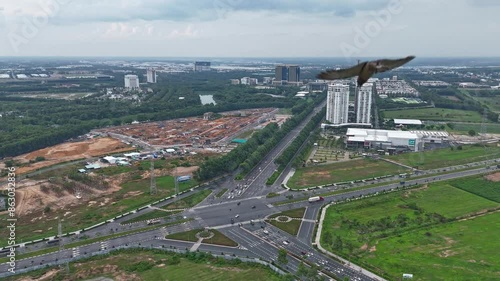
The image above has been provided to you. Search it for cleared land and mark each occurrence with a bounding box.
[383,108,483,122]
[7,250,282,281]
[0,168,199,246]
[288,159,408,189]
[321,178,500,280]
[385,144,500,170]
[9,137,134,174]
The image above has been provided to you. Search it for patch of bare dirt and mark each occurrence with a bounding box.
[443,236,455,245]
[485,172,500,182]
[10,180,81,216]
[360,243,368,251]
[173,166,199,176]
[17,269,60,281]
[402,184,428,198]
[10,137,134,174]
[457,208,500,222]
[0,172,127,217]
[207,265,244,272]
[439,249,457,258]
[74,264,141,281]
[369,246,377,252]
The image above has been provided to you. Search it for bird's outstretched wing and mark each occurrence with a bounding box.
[316,61,366,80]
[375,56,415,73]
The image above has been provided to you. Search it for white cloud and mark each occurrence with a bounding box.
[1,0,500,57]
[168,25,199,39]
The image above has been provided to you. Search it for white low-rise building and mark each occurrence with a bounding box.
[346,128,422,152]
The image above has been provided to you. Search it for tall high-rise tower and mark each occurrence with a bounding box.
[356,83,373,124]
[287,65,300,82]
[326,84,350,125]
[274,65,300,82]
[146,69,157,83]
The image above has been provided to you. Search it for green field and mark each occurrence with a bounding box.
[288,159,408,189]
[385,144,500,170]
[367,212,500,281]
[120,209,182,224]
[321,180,500,280]
[267,208,306,235]
[459,89,500,113]
[122,175,197,192]
[383,108,484,122]
[448,122,500,134]
[163,189,212,209]
[166,228,238,247]
[268,219,303,236]
[7,249,283,281]
[449,175,500,203]
[269,207,306,219]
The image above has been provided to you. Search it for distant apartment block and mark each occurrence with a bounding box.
[241,77,258,85]
[230,79,240,85]
[356,83,373,124]
[307,82,328,92]
[146,69,157,83]
[326,84,350,125]
[274,64,300,84]
[263,77,273,84]
[124,74,140,89]
[375,80,419,97]
[194,61,211,72]
[413,80,450,87]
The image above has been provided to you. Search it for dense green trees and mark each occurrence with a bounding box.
[275,108,326,168]
[196,96,326,181]
[0,85,293,157]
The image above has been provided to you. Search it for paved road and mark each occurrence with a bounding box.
[2,95,498,279]
[296,206,321,243]
[3,160,497,279]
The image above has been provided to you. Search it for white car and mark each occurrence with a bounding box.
[263,230,269,234]
[282,240,289,245]
[235,214,239,218]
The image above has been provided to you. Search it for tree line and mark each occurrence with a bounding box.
[195,96,325,181]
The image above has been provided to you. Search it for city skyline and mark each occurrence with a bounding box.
[0,0,500,57]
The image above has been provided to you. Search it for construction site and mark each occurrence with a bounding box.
[97,108,289,150]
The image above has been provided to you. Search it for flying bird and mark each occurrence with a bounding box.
[317,56,415,87]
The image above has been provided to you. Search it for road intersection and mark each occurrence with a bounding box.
[2,100,498,280]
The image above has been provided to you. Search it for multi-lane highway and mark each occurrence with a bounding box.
[2,98,499,280]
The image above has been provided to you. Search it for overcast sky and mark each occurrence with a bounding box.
[0,0,499,57]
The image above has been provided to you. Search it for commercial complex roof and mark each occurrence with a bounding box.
[346,128,419,141]
[394,119,423,125]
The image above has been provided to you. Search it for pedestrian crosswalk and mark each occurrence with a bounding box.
[100,241,108,251]
[253,228,287,244]
[72,247,80,257]
[159,227,169,238]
